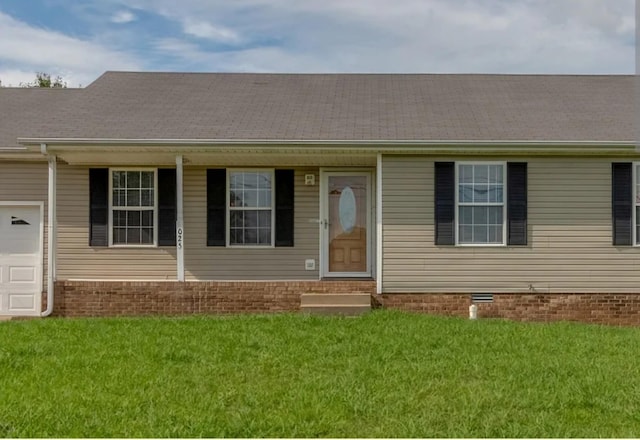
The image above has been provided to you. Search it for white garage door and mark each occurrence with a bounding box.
[0,205,42,316]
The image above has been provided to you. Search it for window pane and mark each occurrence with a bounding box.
[141,228,153,244]
[459,165,473,184]
[230,211,243,228]
[127,228,141,244]
[459,225,473,243]
[243,172,258,189]
[258,228,271,245]
[473,184,489,203]
[244,210,258,228]
[113,228,126,244]
[475,165,488,184]
[258,211,271,228]
[127,211,141,227]
[258,189,272,208]
[459,185,473,203]
[113,211,124,227]
[473,225,488,243]
[459,206,473,225]
[141,172,153,188]
[475,206,488,224]
[488,207,503,224]
[113,190,124,207]
[230,229,242,245]
[488,184,503,203]
[141,190,154,207]
[230,173,241,190]
[113,171,125,189]
[128,171,140,188]
[230,191,241,207]
[142,211,153,227]
[259,173,272,189]
[489,165,503,184]
[126,190,140,207]
[244,228,257,244]
[243,189,258,208]
[488,225,502,243]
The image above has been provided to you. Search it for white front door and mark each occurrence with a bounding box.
[320,171,372,277]
[0,204,43,316]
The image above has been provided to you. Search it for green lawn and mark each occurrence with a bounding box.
[1,310,640,438]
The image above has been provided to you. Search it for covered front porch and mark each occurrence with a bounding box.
[21,139,384,316]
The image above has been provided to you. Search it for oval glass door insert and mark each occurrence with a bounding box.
[338,186,357,233]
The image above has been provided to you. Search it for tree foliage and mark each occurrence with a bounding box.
[21,72,67,88]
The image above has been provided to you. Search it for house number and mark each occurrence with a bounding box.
[177,227,183,250]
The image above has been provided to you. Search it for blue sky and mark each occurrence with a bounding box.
[0,0,635,87]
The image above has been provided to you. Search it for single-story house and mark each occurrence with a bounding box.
[0,72,637,324]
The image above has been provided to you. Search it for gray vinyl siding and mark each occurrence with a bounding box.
[382,156,640,294]
[56,164,177,280]
[0,161,48,288]
[184,167,320,280]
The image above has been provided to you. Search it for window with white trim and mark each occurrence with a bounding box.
[110,169,156,245]
[228,170,274,246]
[457,163,505,245]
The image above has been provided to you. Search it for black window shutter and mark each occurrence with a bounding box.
[507,162,528,245]
[434,162,455,245]
[207,169,226,246]
[89,168,109,246]
[275,169,295,247]
[612,162,632,246]
[157,168,177,246]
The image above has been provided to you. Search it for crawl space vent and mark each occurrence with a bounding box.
[471,293,494,303]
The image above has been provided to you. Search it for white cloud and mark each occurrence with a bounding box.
[0,0,634,87]
[126,0,635,74]
[111,10,136,24]
[182,18,240,43]
[0,68,37,87]
[0,11,141,86]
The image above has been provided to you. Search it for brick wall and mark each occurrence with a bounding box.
[377,293,640,326]
[48,282,640,325]
[51,280,376,317]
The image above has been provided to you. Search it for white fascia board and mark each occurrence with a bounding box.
[17,137,638,156]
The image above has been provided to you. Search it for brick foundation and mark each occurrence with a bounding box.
[51,280,376,317]
[377,293,640,326]
[47,282,640,325]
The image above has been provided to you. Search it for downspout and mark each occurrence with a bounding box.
[41,144,56,316]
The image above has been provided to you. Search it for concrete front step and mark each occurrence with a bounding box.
[300,293,371,315]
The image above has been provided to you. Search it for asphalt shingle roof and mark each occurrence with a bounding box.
[0,72,634,147]
[0,87,81,148]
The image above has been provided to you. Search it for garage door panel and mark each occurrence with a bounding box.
[9,266,37,283]
[0,205,42,316]
[9,294,36,311]
[1,210,40,254]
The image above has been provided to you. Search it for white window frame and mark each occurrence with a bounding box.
[226,169,275,248]
[108,168,158,247]
[455,161,507,247]
[633,163,640,246]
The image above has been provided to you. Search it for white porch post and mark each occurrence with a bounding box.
[176,155,185,281]
[42,148,56,316]
[376,153,383,294]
